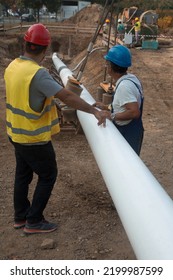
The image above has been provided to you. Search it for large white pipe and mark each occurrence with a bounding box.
[52,53,173,260]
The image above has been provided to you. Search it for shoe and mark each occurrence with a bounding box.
[14,220,26,229]
[23,220,57,234]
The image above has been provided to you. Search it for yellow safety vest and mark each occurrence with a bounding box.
[134,21,141,32]
[4,58,60,143]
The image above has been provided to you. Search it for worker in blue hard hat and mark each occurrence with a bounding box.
[93,45,144,155]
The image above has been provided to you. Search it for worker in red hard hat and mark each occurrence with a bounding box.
[93,45,144,155]
[4,23,109,234]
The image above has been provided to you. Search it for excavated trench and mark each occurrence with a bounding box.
[0,32,93,60]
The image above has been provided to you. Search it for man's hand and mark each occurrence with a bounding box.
[94,109,111,127]
[56,88,111,126]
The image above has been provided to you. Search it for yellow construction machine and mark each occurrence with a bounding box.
[119,6,159,48]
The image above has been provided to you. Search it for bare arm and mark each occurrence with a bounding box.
[113,102,140,121]
[55,88,111,126]
[92,101,140,122]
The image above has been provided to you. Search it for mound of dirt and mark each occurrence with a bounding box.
[64,4,103,26]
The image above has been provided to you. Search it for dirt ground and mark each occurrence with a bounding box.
[1,5,173,260]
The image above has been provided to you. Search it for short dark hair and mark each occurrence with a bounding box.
[110,61,127,74]
[25,42,47,55]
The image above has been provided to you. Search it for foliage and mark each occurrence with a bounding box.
[0,0,13,6]
[22,0,46,10]
[1,0,173,18]
[3,0,62,13]
[0,0,14,9]
[0,0,18,16]
[1,0,173,13]
[46,0,61,13]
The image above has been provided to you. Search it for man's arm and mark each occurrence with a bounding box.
[112,102,140,122]
[55,88,111,126]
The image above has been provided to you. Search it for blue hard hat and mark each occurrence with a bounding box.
[104,45,132,67]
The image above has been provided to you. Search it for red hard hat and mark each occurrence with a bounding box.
[24,23,51,46]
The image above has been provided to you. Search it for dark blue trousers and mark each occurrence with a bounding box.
[10,139,58,224]
[114,118,144,155]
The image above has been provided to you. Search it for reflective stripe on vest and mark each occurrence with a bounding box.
[5,58,60,143]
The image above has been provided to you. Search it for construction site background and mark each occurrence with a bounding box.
[0,3,173,261]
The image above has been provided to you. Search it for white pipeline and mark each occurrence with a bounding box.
[52,52,173,260]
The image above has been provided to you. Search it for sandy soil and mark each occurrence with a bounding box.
[0,5,173,260]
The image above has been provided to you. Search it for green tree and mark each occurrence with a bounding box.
[46,0,61,19]
[21,0,47,21]
[0,0,15,15]
[0,0,14,6]
[20,0,62,21]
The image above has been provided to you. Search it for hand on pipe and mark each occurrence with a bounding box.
[93,109,111,127]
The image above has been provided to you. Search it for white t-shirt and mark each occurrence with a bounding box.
[112,73,143,126]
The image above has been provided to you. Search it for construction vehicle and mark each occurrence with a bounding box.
[119,6,159,48]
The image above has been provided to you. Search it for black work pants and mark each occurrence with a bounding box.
[10,139,58,224]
